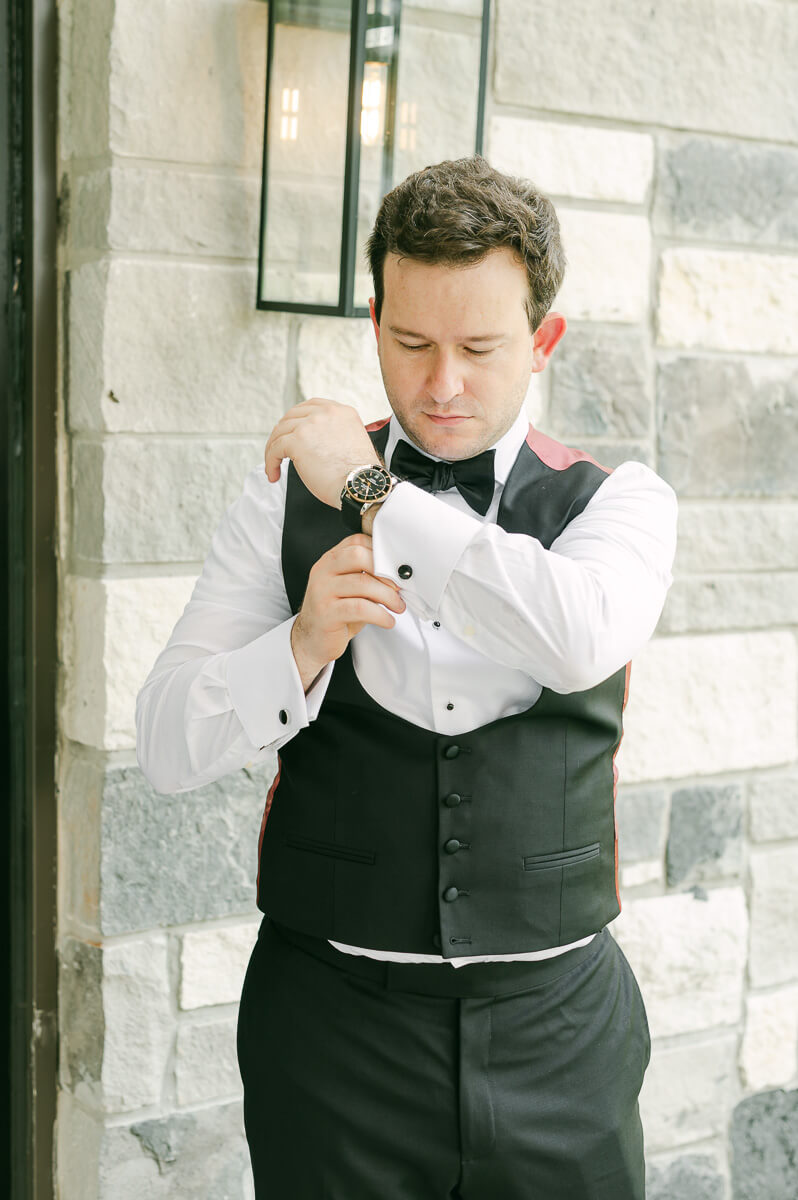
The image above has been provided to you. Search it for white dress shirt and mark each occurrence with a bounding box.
[136,409,677,966]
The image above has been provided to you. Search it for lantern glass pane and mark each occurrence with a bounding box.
[354,0,485,309]
[260,1,353,307]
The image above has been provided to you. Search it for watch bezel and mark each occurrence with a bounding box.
[342,463,394,506]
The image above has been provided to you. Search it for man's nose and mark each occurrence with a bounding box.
[426,351,465,404]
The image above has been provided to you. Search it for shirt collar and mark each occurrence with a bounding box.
[385,407,529,488]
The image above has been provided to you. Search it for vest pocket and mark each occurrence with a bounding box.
[523,842,600,871]
[285,834,376,866]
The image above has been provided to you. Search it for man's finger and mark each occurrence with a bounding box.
[316,542,374,577]
[333,597,397,631]
[264,431,295,482]
[334,573,406,612]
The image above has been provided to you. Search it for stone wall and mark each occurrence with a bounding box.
[56,1,798,1197]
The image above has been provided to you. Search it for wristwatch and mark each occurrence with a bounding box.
[340,463,400,532]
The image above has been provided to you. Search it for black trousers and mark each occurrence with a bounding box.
[237,918,651,1200]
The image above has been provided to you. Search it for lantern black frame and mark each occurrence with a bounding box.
[256,0,491,317]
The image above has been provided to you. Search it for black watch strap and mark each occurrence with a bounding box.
[341,490,367,532]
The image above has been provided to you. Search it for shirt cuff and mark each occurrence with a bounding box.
[371,482,481,614]
[225,616,332,750]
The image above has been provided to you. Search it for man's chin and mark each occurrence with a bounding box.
[413,418,485,461]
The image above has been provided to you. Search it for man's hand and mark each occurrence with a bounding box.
[265,398,380,508]
[290,534,405,691]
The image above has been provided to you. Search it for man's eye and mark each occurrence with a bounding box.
[399,342,427,352]
[465,347,494,356]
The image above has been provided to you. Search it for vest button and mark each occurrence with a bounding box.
[443,793,461,807]
[443,744,460,759]
[398,564,413,579]
[432,933,442,950]
[443,886,460,902]
[444,838,461,854]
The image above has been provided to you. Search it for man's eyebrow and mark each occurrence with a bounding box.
[388,326,505,342]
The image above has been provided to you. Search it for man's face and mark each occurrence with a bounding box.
[370,248,565,462]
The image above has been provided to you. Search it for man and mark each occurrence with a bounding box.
[136,156,677,1199]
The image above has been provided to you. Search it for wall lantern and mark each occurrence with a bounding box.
[256,0,491,317]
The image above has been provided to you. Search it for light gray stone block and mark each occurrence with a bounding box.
[548,327,651,440]
[488,117,654,204]
[101,936,173,1112]
[72,438,263,564]
[620,633,798,784]
[613,889,747,1038]
[180,922,260,1010]
[740,986,798,1091]
[749,846,798,987]
[655,136,798,249]
[100,766,265,935]
[297,316,387,424]
[657,358,798,497]
[63,574,196,751]
[108,0,266,168]
[666,784,744,886]
[57,1093,102,1200]
[72,167,261,259]
[67,259,289,434]
[640,1035,737,1152]
[647,1153,726,1200]
[657,249,798,355]
[749,774,798,842]
[660,574,798,635]
[556,210,650,324]
[731,1088,798,1200]
[101,1101,251,1200]
[494,0,798,143]
[675,504,798,574]
[176,1018,241,1106]
[616,788,667,864]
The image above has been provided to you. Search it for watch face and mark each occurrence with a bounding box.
[347,466,391,503]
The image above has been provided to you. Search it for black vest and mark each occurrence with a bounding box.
[256,424,627,958]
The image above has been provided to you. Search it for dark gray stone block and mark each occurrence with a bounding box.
[655,136,798,248]
[667,784,743,886]
[657,358,798,497]
[731,1088,798,1200]
[647,1153,725,1200]
[59,938,104,1091]
[100,764,269,935]
[549,327,651,440]
[101,1101,250,1199]
[616,788,667,863]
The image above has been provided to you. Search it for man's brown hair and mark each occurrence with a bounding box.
[366,155,566,332]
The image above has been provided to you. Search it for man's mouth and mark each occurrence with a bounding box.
[426,413,471,425]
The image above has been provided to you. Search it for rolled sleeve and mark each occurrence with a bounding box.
[371,482,481,618]
[225,615,333,751]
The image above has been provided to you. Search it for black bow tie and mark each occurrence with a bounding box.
[390,439,497,516]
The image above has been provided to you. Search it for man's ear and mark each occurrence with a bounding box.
[531,312,566,373]
[369,297,380,344]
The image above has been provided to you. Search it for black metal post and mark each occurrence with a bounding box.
[2,0,58,1195]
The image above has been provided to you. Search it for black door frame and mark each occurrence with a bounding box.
[2,0,58,1196]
